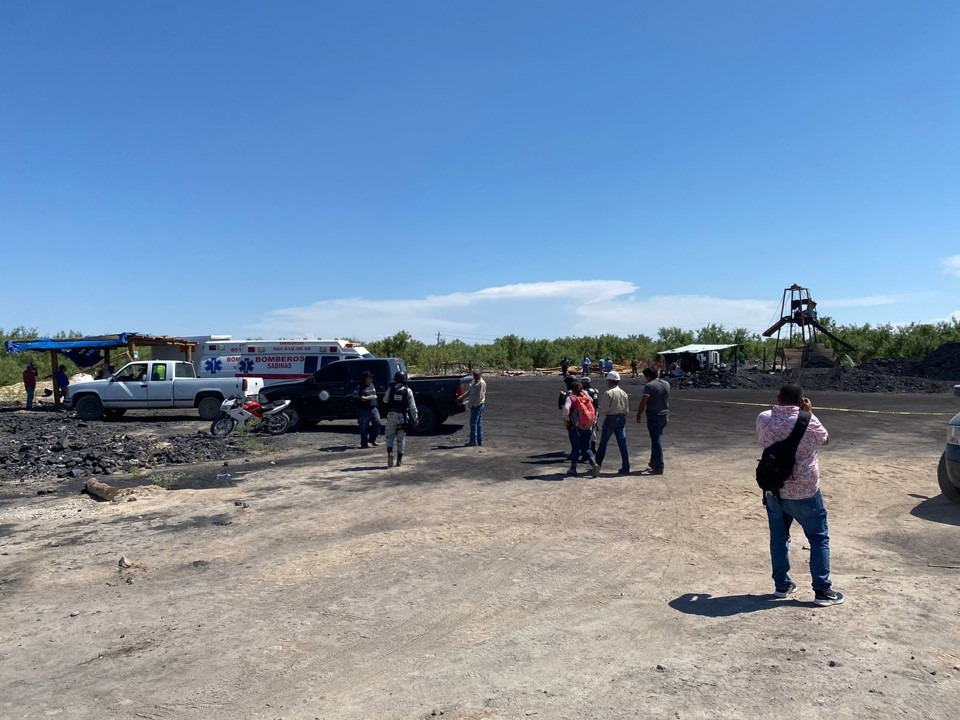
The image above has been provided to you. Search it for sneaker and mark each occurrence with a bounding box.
[617,468,630,475]
[814,590,844,607]
[774,582,797,599]
[387,453,395,468]
[567,464,578,476]
[591,462,600,478]
[370,440,378,447]
[465,441,478,447]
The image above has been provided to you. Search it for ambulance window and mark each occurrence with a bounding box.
[320,355,339,368]
[304,356,319,374]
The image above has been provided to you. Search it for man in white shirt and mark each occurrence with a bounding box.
[460,368,487,447]
[595,371,630,475]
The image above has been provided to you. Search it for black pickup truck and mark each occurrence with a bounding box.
[937,384,960,504]
[258,357,467,434]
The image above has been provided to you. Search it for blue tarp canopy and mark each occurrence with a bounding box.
[4,333,130,354]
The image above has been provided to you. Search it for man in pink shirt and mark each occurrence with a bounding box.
[756,383,844,607]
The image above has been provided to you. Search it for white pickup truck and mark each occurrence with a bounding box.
[65,360,264,421]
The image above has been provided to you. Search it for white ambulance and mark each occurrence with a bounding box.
[152,336,374,385]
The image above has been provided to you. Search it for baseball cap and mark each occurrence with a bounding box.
[606,371,620,382]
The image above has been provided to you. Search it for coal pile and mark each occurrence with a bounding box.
[670,366,951,394]
[825,367,947,393]
[856,358,922,377]
[0,408,287,483]
[918,342,960,381]
[670,369,752,390]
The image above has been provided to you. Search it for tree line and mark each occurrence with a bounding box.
[363,318,960,373]
[2,318,959,384]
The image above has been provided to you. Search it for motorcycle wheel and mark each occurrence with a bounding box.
[210,415,237,438]
[264,412,291,436]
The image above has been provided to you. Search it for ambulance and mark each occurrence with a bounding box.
[151,336,374,385]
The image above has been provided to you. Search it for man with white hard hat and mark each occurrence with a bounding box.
[595,370,630,475]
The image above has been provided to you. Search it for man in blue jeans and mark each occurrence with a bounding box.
[636,368,669,475]
[354,371,381,448]
[460,368,487,446]
[596,371,630,475]
[757,382,844,607]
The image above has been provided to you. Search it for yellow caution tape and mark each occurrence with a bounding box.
[674,397,954,417]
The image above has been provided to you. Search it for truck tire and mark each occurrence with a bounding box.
[196,395,223,421]
[412,404,438,435]
[938,453,960,504]
[75,395,104,421]
[284,405,302,431]
[104,409,127,420]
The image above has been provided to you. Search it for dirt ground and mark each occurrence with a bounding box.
[1,375,959,720]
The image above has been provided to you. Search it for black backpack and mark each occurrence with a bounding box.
[756,411,811,494]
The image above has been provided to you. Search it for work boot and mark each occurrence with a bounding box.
[388,452,395,468]
[396,453,403,467]
[567,463,578,476]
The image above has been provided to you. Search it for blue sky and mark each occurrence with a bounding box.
[2,1,958,345]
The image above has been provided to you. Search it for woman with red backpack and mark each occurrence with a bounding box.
[561,379,599,477]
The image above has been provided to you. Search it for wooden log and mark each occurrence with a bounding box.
[85,478,119,502]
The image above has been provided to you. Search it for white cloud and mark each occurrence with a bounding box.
[927,309,960,325]
[943,255,960,278]
[246,280,778,343]
[823,293,928,308]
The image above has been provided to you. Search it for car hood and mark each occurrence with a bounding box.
[67,379,111,393]
[261,379,309,396]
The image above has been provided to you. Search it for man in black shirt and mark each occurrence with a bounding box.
[636,368,670,475]
[354,371,381,448]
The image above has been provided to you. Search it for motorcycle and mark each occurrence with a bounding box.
[210,396,292,437]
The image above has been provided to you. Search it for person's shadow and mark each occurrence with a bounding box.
[668,592,815,617]
[522,472,568,482]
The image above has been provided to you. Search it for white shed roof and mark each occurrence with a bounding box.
[657,343,738,355]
